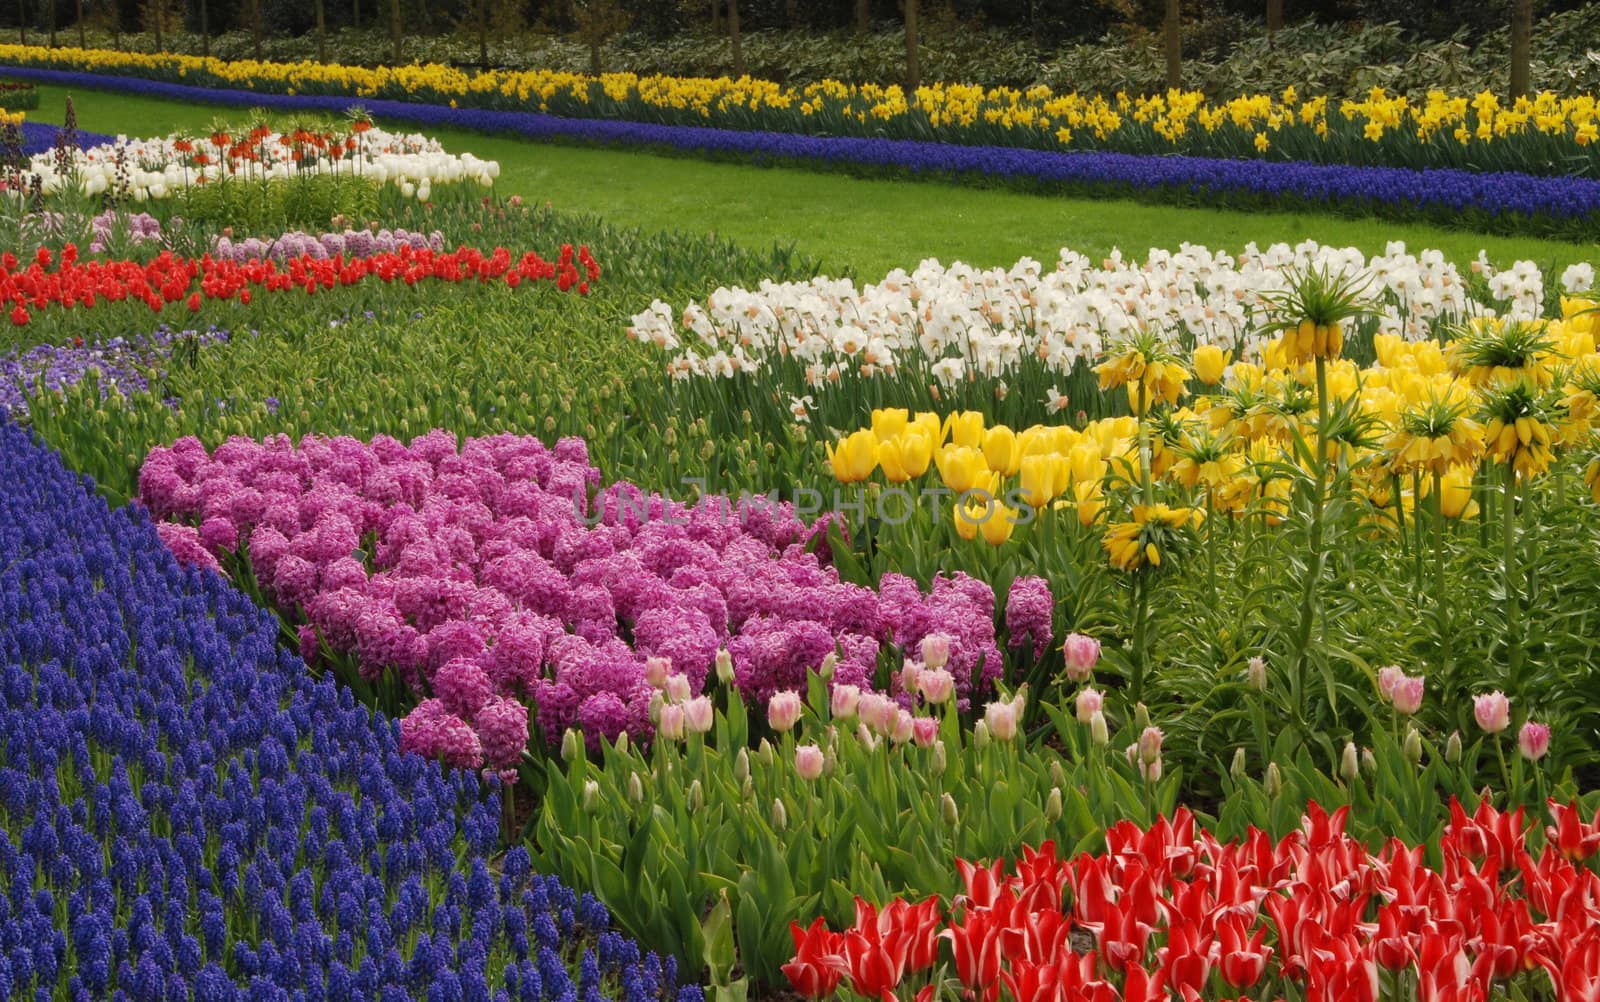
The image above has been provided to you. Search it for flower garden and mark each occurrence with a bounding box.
[1,36,1599,1002]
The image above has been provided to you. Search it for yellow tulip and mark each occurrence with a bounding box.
[1192,344,1231,385]
[870,407,910,441]
[878,432,933,483]
[910,411,944,445]
[982,425,1021,476]
[943,410,986,448]
[935,445,990,495]
[1017,453,1070,508]
[980,502,1019,545]
[953,499,981,541]
[1071,480,1105,526]
[826,429,879,483]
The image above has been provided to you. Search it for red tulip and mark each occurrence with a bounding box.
[1217,913,1272,988]
[782,918,846,999]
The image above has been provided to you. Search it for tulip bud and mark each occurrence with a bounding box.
[1230,747,1247,779]
[771,798,788,831]
[973,720,991,749]
[1089,710,1109,746]
[920,633,951,671]
[932,740,947,776]
[1360,747,1377,778]
[741,774,754,800]
[627,772,644,804]
[1404,726,1423,765]
[1340,742,1360,783]
[1049,760,1066,789]
[715,649,735,684]
[645,656,672,689]
[614,731,629,756]
[687,779,703,812]
[1264,762,1282,798]
[561,728,580,763]
[941,792,960,827]
[664,674,691,704]
[1246,655,1267,692]
[648,691,664,724]
[1134,702,1151,733]
[757,738,775,769]
[1446,730,1462,764]
[823,743,838,776]
[734,748,750,784]
[856,722,879,753]
[1045,787,1062,823]
[818,652,838,681]
[582,779,600,814]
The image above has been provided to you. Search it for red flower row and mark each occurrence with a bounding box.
[784,800,1600,1002]
[3,241,602,325]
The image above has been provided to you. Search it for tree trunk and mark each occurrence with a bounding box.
[856,0,869,34]
[903,0,918,90]
[46,0,54,46]
[152,0,162,51]
[709,0,719,32]
[729,0,744,76]
[1266,0,1283,32]
[389,0,401,62]
[112,2,120,48]
[1164,0,1181,90]
[784,0,797,27]
[315,0,326,62]
[589,39,601,74]
[1510,0,1532,97]
[18,0,25,46]
[251,0,263,59]
[478,0,488,69]
[75,0,83,47]
[199,0,208,56]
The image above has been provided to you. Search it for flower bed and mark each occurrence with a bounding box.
[5,66,1600,235]
[0,422,702,1001]
[784,802,1600,1001]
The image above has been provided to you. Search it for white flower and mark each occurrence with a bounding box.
[1561,263,1595,293]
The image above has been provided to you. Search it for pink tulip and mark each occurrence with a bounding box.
[1519,720,1550,761]
[1474,691,1510,733]
[664,673,691,704]
[891,709,915,745]
[1076,686,1104,724]
[794,743,825,780]
[683,695,714,734]
[1391,674,1425,715]
[900,661,924,698]
[984,699,1020,741]
[767,691,803,733]
[1378,665,1404,701]
[830,684,861,720]
[657,703,686,741]
[1138,725,1164,765]
[920,633,951,670]
[1062,632,1101,682]
[912,716,939,747]
[919,667,955,705]
[645,656,672,689]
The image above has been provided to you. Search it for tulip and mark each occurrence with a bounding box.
[1519,720,1550,761]
[1089,710,1109,746]
[1474,691,1511,733]
[920,633,951,671]
[1017,452,1069,508]
[683,695,714,734]
[979,502,1018,546]
[891,709,916,745]
[794,743,824,780]
[1392,674,1424,715]
[644,656,671,689]
[1404,726,1423,764]
[581,779,601,813]
[826,429,878,483]
[1377,665,1404,700]
[818,652,837,681]
[878,432,933,483]
[1446,730,1463,763]
[1138,725,1164,765]
[768,691,803,733]
[982,425,1021,476]
[771,798,788,830]
[919,666,955,704]
[715,648,735,684]
[657,703,685,740]
[664,673,691,704]
[1246,655,1268,691]
[941,792,960,826]
[870,407,910,441]
[1075,686,1104,723]
[1340,742,1360,782]
[936,444,990,495]
[627,772,645,804]
[1230,747,1247,778]
[1062,632,1100,681]
[1264,762,1283,797]
[943,410,985,448]
[912,716,939,747]
[1192,344,1231,384]
[830,683,861,719]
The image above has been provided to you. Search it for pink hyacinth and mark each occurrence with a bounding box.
[434,656,492,720]
[476,696,530,769]
[1005,576,1054,659]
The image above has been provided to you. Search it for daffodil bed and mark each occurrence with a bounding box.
[8,58,1600,238]
[3,112,1600,1002]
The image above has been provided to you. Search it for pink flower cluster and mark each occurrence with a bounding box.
[139,430,1025,770]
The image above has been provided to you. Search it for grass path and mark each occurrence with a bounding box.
[25,81,1599,279]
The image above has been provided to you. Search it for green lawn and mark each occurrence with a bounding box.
[26,82,1599,279]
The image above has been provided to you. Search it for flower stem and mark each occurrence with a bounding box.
[1502,465,1522,688]
[1432,468,1450,681]
[1289,355,1330,735]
